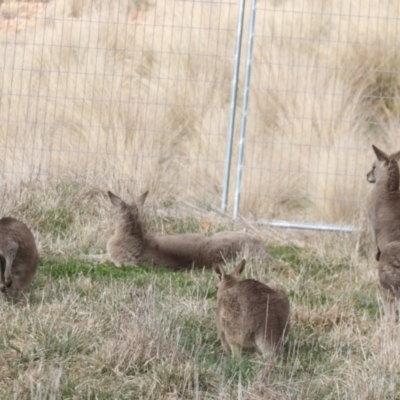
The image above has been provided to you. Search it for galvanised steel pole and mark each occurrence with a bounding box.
[221,0,246,213]
[233,0,257,218]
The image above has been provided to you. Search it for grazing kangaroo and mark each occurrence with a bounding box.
[367,145,400,315]
[0,217,39,302]
[213,259,290,356]
[107,191,268,269]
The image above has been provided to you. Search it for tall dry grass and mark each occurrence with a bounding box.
[0,139,394,398]
[1,0,400,223]
[0,190,397,398]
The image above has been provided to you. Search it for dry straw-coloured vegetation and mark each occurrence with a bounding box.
[0,179,397,399]
[1,0,400,398]
[1,0,400,222]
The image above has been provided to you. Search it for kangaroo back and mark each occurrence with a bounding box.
[208,231,268,262]
[214,260,290,357]
[0,217,39,302]
[140,233,208,270]
[107,191,147,267]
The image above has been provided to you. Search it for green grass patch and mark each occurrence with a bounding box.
[0,243,394,399]
[38,258,162,280]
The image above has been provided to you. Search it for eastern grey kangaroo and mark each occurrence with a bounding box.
[367,145,400,314]
[107,191,268,269]
[0,217,39,302]
[213,259,290,356]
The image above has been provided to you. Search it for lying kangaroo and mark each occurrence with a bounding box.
[367,145,400,312]
[0,217,39,302]
[107,191,268,269]
[213,259,290,356]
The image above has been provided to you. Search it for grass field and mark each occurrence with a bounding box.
[0,180,399,399]
[0,238,396,399]
[1,1,400,397]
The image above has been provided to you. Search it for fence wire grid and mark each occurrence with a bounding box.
[0,0,399,229]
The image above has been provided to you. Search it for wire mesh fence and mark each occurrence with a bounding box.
[1,0,399,229]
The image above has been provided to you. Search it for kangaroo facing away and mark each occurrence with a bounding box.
[0,217,39,302]
[213,259,290,356]
[367,145,400,313]
[107,191,268,269]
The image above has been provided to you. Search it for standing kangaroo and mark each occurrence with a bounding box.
[0,217,39,302]
[213,259,290,356]
[367,145,400,313]
[107,191,268,269]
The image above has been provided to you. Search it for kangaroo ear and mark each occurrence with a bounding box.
[137,190,149,206]
[108,191,124,207]
[213,264,225,280]
[232,259,246,278]
[372,145,389,162]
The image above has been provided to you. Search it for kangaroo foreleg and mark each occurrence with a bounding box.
[4,241,18,288]
[0,255,4,285]
[376,247,381,261]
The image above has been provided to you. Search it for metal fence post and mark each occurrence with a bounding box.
[233,0,257,219]
[221,0,246,213]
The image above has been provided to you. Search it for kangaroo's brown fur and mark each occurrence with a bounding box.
[213,260,290,357]
[107,191,268,269]
[367,145,400,313]
[0,217,39,302]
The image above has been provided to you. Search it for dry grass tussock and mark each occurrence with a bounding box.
[0,179,399,397]
[0,0,400,222]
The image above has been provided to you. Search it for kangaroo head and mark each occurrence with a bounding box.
[108,190,149,234]
[367,145,400,187]
[213,259,246,292]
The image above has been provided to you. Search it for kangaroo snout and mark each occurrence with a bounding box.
[366,170,376,183]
